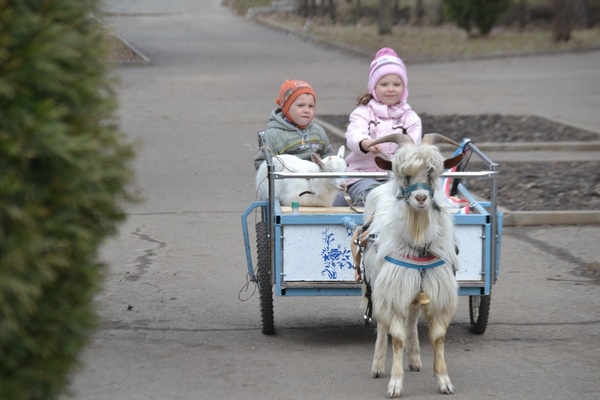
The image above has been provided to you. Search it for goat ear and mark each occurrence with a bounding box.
[336,146,345,157]
[444,153,463,170]
[374,156,392,171]
[311,153,325,167]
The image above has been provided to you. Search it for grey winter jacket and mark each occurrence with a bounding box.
[253,108,334,170]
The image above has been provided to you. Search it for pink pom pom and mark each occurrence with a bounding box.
[374,47,398,58]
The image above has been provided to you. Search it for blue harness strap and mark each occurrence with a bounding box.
[397,182,434,200]
[384,255,445,269]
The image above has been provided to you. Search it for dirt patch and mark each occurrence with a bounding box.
[320,114,600,211]
[467,161,600,211]
[321,114,600,143]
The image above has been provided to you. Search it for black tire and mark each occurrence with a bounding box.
[256,221,275,335]
[469,295,491,334]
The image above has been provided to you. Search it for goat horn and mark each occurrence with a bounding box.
[421,133,460,147]
[365,133,415,149]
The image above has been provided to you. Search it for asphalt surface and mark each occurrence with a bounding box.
[62,1,600,399]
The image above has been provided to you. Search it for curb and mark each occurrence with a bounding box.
[315,117,600,226]
[502,211,600,226]
[113,32,152,67]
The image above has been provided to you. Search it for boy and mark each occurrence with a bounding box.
[253,80,333,170]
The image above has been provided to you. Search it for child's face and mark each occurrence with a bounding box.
[375,74,404,106]
[287,93,315,126]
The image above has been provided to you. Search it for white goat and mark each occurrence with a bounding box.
[360,133,463,398]
[255,146,346,207]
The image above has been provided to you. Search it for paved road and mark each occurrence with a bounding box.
[63,1,600,399]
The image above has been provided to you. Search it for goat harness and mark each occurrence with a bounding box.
[350,213,375,283]
[396,182,434,201]
[383,254,445,269]
[396,181,442,212]
[385,252,446,305]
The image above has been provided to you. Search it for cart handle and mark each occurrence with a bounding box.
[241,201,268,279]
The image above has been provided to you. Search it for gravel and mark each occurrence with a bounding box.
[319,114,600,212]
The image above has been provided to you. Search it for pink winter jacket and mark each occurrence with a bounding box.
[344,99,422,185]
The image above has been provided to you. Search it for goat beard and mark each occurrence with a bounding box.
[405,207,432,248]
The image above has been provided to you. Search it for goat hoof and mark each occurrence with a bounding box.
[409,363,421,372]
[438,375,455,394]
[386,379,403,398]
[372,369,385,379]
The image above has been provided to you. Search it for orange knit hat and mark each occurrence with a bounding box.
[275,80,316,123]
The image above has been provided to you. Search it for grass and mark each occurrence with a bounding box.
[254,12,600,63]
[226,0,600,63]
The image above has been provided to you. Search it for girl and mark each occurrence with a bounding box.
[344,48,422,206]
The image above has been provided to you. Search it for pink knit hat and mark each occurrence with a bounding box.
[368,47,408,103]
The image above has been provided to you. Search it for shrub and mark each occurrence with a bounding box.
[444,0,512,36]
[0,0,135,398]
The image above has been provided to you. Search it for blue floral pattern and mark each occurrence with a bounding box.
[320,228,353,279]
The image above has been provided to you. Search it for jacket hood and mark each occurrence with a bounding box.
[267,108,310,132]
[368,99,412,120]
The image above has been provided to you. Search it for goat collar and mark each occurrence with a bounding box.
[384,254,445,269]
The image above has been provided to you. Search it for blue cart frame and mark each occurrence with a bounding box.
[242,138,502,335]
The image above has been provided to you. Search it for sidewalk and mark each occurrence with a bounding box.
[61,3,600,400]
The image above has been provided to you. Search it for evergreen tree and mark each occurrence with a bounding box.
[0,0,135,398]
[444,0,511,36]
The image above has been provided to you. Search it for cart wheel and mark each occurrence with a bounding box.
[256,221,275,335]
[469,295,491,335]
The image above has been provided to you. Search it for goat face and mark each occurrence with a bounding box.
[391,146,444,211]
[311,146,347,193]
[370,134,462,212]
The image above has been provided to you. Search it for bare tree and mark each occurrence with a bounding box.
[576,0,591,28]
[552,0,575,42]
[297,0,309,17]
[350,0,360,24]
[429,0,445,26]
[516,0,527,31]
[411,0,425,26]
[379,0,393,34]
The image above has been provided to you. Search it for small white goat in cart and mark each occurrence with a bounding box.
[359,133,463,397]
[255,146,346,207]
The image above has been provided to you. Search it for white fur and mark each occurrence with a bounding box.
[256,146,346,207]
[362,142,459,398]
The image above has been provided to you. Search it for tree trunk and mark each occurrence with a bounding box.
[309,0,317,17]
[428,0,444,26]
[411,0,425,26]
[392,0,400,25]
[379,0,393,35]
[552,0,575,42]
[517,0,527,31]
[353,0,362,24]
[576,0,591,28]
[297,0,309,18]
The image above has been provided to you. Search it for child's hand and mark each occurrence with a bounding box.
[361,138,381,154]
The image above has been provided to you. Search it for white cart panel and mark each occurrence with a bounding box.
[455,224,485,281]
[282,225,356,282]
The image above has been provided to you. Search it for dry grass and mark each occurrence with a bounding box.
[255,11,600,63]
